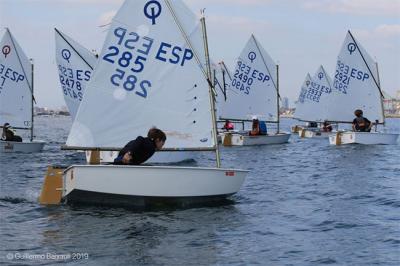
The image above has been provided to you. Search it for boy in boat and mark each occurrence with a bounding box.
[114,127,166,165]
[322,121,333,132]
[222,120,234,131]
[1,123,22,142]
[259,120,267,135]
[249,116,260,136]
[352,109,372,132]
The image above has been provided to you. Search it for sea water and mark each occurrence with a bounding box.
[0,116,399,265]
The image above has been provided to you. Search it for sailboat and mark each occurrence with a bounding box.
[328,31,399,145]
[0,28,45,152]
[292,73,311,134]
[219,34,290,146]
[40,0,248,208]
[294,66,336,138]
[55,28,194,163]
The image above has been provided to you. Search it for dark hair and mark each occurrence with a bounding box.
[147,127,166,142]
[354,109,363,117]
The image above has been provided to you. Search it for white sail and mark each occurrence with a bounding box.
[327,30,383,123]
[294,66,334,122]
[219,34,278,122]
[293,73,312,121]
[0,28,33,129]
[67,0,214,149]
[55,29,97,120]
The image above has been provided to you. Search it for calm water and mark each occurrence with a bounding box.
[0,116,399,265]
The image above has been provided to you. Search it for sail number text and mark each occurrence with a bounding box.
[232,61,270,95]
[333,60,370,94]
[58,65,91,101]
[102,26,195,98]
[0,63,25,94]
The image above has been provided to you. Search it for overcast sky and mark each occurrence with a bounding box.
[1,0,399,108]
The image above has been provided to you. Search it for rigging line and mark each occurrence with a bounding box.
[348,31,383,98]
[6,28,36,103]
[219,61,232,81]
[251,34,280,99]
[55,28,94,70]
[164,0,211,86]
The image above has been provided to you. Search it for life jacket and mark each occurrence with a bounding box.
[250,120,260,136]
[225,122,234,130]
[322,124,332,132]
[355,117,370,131]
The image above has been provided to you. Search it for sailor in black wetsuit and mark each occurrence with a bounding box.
[1,123,22,142]
[352,109,372,132]
[114,127,166,165]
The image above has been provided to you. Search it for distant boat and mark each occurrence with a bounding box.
[219,34,290,146]
[0,28,45,152]
[294,66,336,138]
[54,28,194,163]
[328,31,399,145]
[40,0,248,208]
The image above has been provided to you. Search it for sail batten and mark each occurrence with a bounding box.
[347,31,382,97]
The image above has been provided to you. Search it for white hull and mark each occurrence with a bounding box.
[221,132,291,146]
[0,140,45,153]
[85,150,195,164]
[62,165,248,207]
[298,129,331,138]
[329,131,399,145]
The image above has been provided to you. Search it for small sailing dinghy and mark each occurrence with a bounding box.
[292,73,312,134]
[219,35,290,146]
[55,28,195,163]
[0,28,45,152]
[40,0,248,208]
[294,66,336,138]
[328,31,399,145]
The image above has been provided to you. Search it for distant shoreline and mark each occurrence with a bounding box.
[385,114,400,118]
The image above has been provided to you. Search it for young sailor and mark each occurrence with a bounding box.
[259,120,267,135]
[1,123,23,142]
[222,120,234,131]
[249,116,260,136]
[352,109,372,132]
[114,127,166,165]
[322,121,333,132]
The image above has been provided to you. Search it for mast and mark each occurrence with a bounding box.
[375,61,385,125]
[200,10,221,168]
[30,59,34,141]
[276,64,280,133]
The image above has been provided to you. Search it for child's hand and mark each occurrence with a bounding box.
[122,152,132,164]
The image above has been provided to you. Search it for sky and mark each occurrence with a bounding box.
[0,0,399,108]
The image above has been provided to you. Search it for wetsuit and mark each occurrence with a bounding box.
[1,129,22,142]
[353,117,371,132]
[114,136,156,165]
